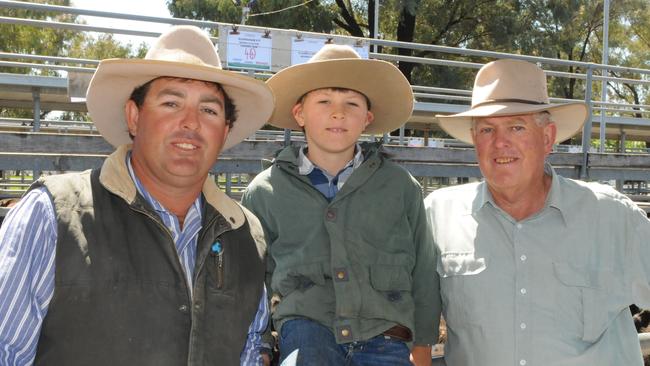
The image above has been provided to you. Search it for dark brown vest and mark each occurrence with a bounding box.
[32,169,265,366]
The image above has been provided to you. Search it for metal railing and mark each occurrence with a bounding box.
[2,0,650,185]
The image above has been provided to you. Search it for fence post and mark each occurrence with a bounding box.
[32,88,41,181]
[580,66,594,180]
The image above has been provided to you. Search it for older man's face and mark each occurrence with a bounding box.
[472,113,556,195]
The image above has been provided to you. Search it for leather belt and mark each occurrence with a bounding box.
[382,324,412,342]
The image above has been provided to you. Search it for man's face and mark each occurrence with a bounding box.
[292,88,374,159]
[472,113,556,195]
[125,77,229,189]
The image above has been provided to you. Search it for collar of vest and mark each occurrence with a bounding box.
[98,144,246,229]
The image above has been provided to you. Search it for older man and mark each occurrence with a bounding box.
[0,26,274,365]
[425,59,650,365]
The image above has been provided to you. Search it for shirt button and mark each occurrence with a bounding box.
[520,254,527,261]
[520,322,527,329]
[516,223,522,229]
[178,305,189,313]
[326,210,336,220]
[520,288,527,295]
[337,271,345,280]
[341,329,350,337]
[520,360,527,365]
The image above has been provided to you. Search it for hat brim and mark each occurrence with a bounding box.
[266,58,413,134]
[436,102,588,144]
[86,59,274,150]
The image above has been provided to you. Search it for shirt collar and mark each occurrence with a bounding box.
[543,163,569,226]
[474,162,568,226]
[125,152,203,222]
[297,143,364,176]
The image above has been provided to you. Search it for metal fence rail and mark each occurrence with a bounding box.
[2,0,650,183]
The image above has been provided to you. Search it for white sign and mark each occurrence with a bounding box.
[226,30,272,70]
[291,37,327,65]
[352,42,370,59]
[290,36,369,65]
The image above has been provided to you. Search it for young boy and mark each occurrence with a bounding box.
[241,45,440,366]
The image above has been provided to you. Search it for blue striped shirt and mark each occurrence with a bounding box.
[298,144,364,201]
[0,158,269,365]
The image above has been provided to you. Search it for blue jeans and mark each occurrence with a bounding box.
[279,318,412,366]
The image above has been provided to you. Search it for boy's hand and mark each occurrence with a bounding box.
[410,345,432,366]
[261,353,271,366]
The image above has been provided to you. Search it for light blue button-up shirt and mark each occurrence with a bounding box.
[425,164,650,366]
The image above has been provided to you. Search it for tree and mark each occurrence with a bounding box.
[167,0,335,34]
[0,0,144,119]
[0,0,80,76]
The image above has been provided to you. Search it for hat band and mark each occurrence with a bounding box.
[473,98,547,108]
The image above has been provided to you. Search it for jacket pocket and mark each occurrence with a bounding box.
[370,265,411,295]
[273,262,325,297]
[553,262,627,343]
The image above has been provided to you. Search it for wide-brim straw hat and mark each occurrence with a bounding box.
[437,59,587,144]
[86,25,274,150]
[266,44,413,134]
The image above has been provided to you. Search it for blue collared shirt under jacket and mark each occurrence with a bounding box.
[0,155,269,366]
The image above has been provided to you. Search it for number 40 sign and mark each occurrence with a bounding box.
[226,30,272,71]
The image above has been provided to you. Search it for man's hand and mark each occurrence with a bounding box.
[410,345,432,366]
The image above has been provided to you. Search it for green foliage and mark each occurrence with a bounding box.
[67,34,136,60]
[166,0,650,143]
[0,0,80,76]
[167,0,334,33]
[3,0,649,142]
[1,1,145,119]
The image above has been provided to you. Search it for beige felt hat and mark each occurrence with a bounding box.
[86,25,274,150]
[437,59,587,144]
[266,44,413,134]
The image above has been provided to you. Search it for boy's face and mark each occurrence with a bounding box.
[292,88,374,158]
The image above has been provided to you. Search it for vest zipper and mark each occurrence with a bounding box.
[210,249,224,289]
[195,214,229,289]
[130,206,193,301]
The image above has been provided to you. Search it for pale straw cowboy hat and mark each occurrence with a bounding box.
[437,58,588,144]
[266,44,413,134]
[86,25,274,150]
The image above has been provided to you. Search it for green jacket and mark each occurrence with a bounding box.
[241,142,440,346]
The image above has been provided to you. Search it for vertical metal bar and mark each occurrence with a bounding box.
[399,125,405,146]
[599,0,610,153]
[580,66,594,180]
[616,129,626,192]
[32,88,42,181]
[225,173,232,196]
[32,88,41,132]
[373,0,380,53]
[284,128,291,146]
[620,130,626,153]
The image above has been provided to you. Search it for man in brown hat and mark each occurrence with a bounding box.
[241,45,440,365]
[425,58,650,365]
[0,26,274,365]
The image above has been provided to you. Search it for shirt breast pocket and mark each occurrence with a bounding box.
[553,262,629,343]
[437,252,489,327]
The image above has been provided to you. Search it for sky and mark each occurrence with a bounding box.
[70,0,173,47]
